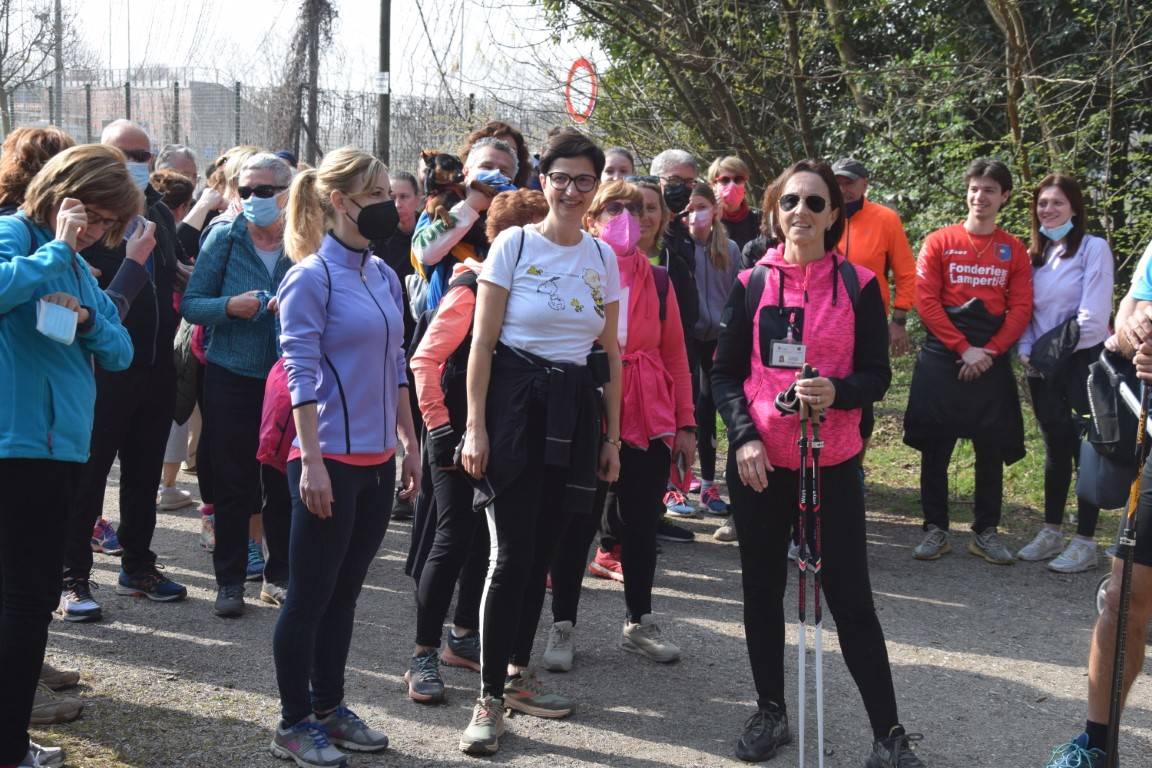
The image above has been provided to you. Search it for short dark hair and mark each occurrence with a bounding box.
[765,159,845,252]
[1029,173,1086,267]
[538,128,605,178]
[389,170,419,196]
[964,158,1013,193]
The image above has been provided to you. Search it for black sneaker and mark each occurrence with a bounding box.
[866,729,926,767]
[392,489,414,521]
[656,519,694,543]
[404,649,445,704]
[735,703,790,762]
[214,584,245,617]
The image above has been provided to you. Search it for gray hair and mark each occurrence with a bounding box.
[156,144,199,174]
[465,136,518,180]
[650,149,698,178]
[240,152,294,187]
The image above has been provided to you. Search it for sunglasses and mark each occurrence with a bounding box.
[779,194,828,213]
[625,174,660,185]
[122,149,153,163]
[716,175,747,186]
[660,175,695,187]
[602,201,643,217]
[238,184,288,200]
[547,172,598,193]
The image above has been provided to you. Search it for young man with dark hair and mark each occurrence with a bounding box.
[903,159,1033,565]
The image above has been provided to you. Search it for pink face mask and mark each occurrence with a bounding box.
[718,183,746,208]
[688,209,713,229]
[600,211,641,257]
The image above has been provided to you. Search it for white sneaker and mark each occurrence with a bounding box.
[713,520,738,542]
[157,485,196,510]
[621,614,680,663]
[1016,527,1065,561]
[30,741,64,768]
[1048,537,1098,573]
[542,620,575,672]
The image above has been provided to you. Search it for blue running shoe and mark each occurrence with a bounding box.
[317,705,389,752]
[91,518,123,556]
[116,565,187,602]
[1044,734,1105,768]
[270,716,347,767]
[699,486,729,515]
[247,539,266,581]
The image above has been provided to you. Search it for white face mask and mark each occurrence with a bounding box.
[36,298,78,345]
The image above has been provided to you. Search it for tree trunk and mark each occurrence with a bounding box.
[779,0,816,158]
[823,0,875,117]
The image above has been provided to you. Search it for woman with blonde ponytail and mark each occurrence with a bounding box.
[270,146,419,766]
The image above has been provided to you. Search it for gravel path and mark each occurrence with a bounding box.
[34,467,1152,767]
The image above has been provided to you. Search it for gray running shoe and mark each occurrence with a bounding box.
[542,621,575,672]
[405,649,445,704]
[261,582,288,606]
[713,520,738,542]
[735,703,791,762]
[214,584,246,617]
[913,526,951,560]
[968,527,1014,565]
[621,614,681,663]
[270,717,347,767]
[316,705,389,752]
[503,668,573,718]
[1016,527,1065,561]
[442,630,481,671]
[459,696,506,755]
[865,730,926,767]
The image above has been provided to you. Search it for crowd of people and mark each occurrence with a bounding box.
[0,114,1149,768]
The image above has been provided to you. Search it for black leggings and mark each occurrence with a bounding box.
[414,463,489,646]
[1028,376,1100,537]
[729,454,899,739]
[695,338,719,482]
[552,442,671,625]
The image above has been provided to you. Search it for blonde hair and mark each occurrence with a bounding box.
[221,144,261,200]
[21,144,143,246]
[584,180,643,231]
[690,182,730,270]
[706,155,750,183]
[285,146,387,262]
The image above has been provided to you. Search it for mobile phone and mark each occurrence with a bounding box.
[123,215,146,241]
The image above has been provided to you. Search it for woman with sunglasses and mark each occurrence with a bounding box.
[546,180,695,670]
[457,129,622,756]
[712,160,926,766]
[182,152,296,617]
[709,155,761,252]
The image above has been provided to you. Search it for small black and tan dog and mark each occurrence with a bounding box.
[420,150,497,228]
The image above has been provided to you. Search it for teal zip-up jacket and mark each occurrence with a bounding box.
[180,215,292,379]
[0,214,134,462]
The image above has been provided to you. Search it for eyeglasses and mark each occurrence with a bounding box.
[238,184,288,200]
[660,175,695,187]
[779,194,828,213]
[547,172,598,193]
[601,201,643,217]
[122,149,153,164]
[83,207,122,230]
[625,175,660,185]
[715,175,747,186]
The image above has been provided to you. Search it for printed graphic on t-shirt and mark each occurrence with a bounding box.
[526,265,606,317]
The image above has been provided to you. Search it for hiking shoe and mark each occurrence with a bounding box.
[270,716,348,767]
[657,519,695,543]
[442,630,481,671]
[39,661,80,691]
[459,696,505,755]
[913,525,950,560]
[663,489,698,517]
[58,579,102,622]
[392,488,414,521]
[157,485,196,510]
[116,565,187,602]
[200,509,215,551]
[699,486,729,515]
[1016,527,1066,561]
[1044,733,1105,768]
[30,683,83,725]
[714,520,738,542]
[91,517,123,555]
[29,741,65,768]
[261,581,288,606]
[503,668,573,718]
[622,614,680,663]
[404,649,445,704]
[969,527,1014,565]
[865,729,926,767]
[588,545,624,582]
[247,539,266,581]
[214,584,246,617]
[542,621,575,672]
[735,702,790,762]
[316,705,389,752]
[1049,538,1099,573]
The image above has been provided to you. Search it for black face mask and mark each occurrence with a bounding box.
[663,184,690,214]
[845,198,864,219]
[348,199,400,241]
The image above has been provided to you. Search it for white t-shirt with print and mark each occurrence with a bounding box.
[481,224,621,365]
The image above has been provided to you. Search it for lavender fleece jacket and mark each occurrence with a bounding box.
[277,234,408,455]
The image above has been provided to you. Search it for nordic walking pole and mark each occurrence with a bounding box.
[795,364,818,768]
[1105,382,1151,768]
[809,375,825,768]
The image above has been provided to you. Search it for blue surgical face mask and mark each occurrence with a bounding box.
[126,161,151,191]
[1039,219,1074,241]
[473,168,516,192]
[242,195,283,228]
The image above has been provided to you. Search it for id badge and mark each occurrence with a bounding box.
[768,339,805,369]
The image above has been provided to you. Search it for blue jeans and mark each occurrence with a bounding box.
[273,457,393,724]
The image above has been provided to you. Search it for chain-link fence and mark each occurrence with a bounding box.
[2,68,567,176]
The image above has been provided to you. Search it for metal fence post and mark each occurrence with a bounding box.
[234,81,241,145]
[172,81,180,144]
[84,83,92,143]
[47,86,54,124]
[125,82,131,120]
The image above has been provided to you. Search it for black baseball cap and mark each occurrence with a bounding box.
[832,158,869,180]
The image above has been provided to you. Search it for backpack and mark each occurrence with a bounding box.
[743,255,860,319]
[652,264,670,321]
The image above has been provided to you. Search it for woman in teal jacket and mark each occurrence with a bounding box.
[0,143,135,768]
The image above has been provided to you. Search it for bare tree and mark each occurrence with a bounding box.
[0,0,54,133]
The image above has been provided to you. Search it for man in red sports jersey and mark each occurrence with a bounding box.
[903,159,1033,565]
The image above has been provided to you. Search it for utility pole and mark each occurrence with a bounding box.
[305,0,321,165]
[376,0,390,164]
[54,0,62,127]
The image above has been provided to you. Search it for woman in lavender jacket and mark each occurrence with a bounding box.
[1016,174,1114,573]
[269,147,420,766]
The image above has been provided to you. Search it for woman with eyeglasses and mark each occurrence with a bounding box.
[712,160,926,766]
[545,180,695,671]
[457,129,622,756]
[181,152,296,618]
[708,156,760,252]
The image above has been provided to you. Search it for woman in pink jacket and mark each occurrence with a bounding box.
[546,181,696,669]
[712,160,925,766]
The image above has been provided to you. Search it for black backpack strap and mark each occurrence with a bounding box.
[447,269,480,294]
[836,256,860,309]
[652,265,670,322]
[744,264,769,319]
